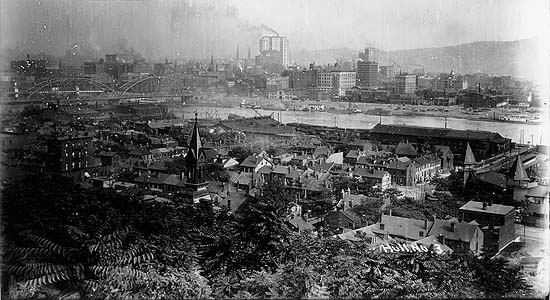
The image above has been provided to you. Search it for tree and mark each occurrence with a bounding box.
[228,146,252,163]
[165,156,186,174]
[4,226,153,299]
[349,197,384,224]
[204,162,230,182]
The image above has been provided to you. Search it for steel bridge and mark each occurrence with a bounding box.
[18,75,192,101]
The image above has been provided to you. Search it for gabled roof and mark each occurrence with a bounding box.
[313,146,331,159]
[372,215,432,240]
[240,155,263,168]
[257,165,273,174]
[311,162,334,173]
[371,124,508,142]
[272,165,290,174]
[288,216,315,231]
[428,219,481,243]
[346,150,361,159]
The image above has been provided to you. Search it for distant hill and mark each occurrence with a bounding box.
[291,39,541,79]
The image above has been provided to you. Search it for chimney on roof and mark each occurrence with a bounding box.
[304,212,309,222]
[449,222,455,232]
[389,209,392,216]
[424,218,429,230]
[438,234,445,244]
[488,198,493,206]
[482,202,488,210]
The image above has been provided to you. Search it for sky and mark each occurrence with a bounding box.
[0,0,547,61]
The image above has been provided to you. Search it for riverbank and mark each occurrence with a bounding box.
[182,95,546,124]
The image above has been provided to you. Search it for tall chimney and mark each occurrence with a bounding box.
[482,202,488,210]
[424,218,428,230]
[449,222,455,232]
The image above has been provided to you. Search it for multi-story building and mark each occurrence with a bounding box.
[370,124,512,163]
[258,36,289,68]
[359,47,378,63]
[332,71,356,97]
[356,61,378,88]
[459,201,515,252]
[289,69,317,90]
[396,74,417,95]
[317,72,333,93]
[47,132,97,175]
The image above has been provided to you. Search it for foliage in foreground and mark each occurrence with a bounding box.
[1,174,531,299]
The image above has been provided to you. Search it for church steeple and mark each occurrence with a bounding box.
[208,53,215,72]
[186,112,206,184]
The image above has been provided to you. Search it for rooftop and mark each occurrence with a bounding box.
[459,200,514,215]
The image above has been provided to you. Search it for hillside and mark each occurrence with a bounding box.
[291,39,541,79]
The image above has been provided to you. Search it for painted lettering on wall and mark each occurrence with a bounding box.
[378,242,444,255]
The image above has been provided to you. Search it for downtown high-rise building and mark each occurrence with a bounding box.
[359,47,378,63]
[356,47,378,88]
[258,36,289,68]
[396,74,417,95]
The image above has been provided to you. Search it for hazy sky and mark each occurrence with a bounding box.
[227,0,547,50]
[0,0,547,61]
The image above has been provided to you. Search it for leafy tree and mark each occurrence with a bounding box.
[228,146,252,163]
[4,226,153,299]
[204,162,230,182]
[350,197,384,224]
[164,156,186,174]
[385,195,461,220]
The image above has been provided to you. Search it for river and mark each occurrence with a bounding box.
[170,106,549,145]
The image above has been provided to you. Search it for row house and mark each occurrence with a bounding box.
[352,168,391,190]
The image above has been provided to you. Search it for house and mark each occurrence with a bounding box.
[325,210,363,232]
[272,153,294,165]
[240,154,269,173]
[459,201,515,252]
[97,151,121,170]
[428,217,484,253]
[352,168,391,190]
[372,213,433,241]
[128,149,153,164]
[335,224,384,245]
[290,154,309,167]
[133,173,186,193]
[313,146,331,161]
[344,150,362,165]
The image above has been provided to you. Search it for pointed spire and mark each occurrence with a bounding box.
[208,53,215,71]
[247,46,251,60]
[510,155,529,182]
[464,142,476,166]
[189,111,203,160]
[236,45,239,61]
